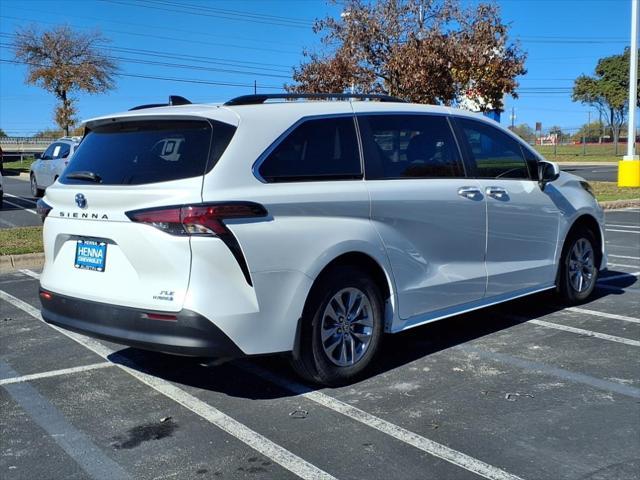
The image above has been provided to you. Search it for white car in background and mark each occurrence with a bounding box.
[30,137,81,197]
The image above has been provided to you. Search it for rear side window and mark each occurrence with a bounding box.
[359,114,464,179]
[258,116,361,182]
[456,118,530,179]
[61,120,235,185]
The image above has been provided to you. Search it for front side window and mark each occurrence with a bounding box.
[359,114,464,179]
[457,118,530,179]
[258,116,361,182]
[41,144,55,160]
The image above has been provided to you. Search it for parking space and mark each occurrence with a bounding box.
[1,210,639,480]
[0,176,41,229]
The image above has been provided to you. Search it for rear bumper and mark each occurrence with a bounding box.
[39,289,244,358]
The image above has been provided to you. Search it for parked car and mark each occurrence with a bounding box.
[30,137,81,197]
[37,94,606,385]
[0,169,3,209]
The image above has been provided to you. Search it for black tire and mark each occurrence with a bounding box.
[557,227,599,304]
[30,173,44,198]
[291,265,384,386]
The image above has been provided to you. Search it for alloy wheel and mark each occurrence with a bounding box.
[320,287,374,367]
[568,238,595,293]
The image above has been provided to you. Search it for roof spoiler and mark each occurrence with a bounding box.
[129,95,192,111]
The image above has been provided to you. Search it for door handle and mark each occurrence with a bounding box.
[457,186,482,199]
[485,186,508,199]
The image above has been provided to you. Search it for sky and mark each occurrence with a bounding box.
[0,0,634,137]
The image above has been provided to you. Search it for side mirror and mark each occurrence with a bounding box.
[538,161,560,189]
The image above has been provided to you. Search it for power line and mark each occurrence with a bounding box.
[0,31,292,71]
[0,58,285,90]
[0,42,292,80]
[101,0,312,29]
[0,15,300,55]
[10,5,293,49]
[138,0,313,26]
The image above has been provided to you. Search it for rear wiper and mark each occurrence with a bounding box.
[65,171,102,183]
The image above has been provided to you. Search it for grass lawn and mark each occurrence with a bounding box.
[2,157,35,174]
[535,143,634,163]
[0,226,43,255]
[591,181,640,202]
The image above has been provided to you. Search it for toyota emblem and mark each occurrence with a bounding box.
[75,193,87,209]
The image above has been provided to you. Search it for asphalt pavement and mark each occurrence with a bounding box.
[560,164,618,182]
[1,210,639,480]
[0,175,41,229]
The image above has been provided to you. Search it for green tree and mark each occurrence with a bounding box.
[572,48,639,154]
[288,0,526,110]
[511,123,536,143]
[571,121,605,143]
[13,25,117,136]
[0,128,7,138]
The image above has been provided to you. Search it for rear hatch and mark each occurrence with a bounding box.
[40,117,236,312]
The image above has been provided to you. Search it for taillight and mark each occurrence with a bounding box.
[126,202,267,236]
[36,199,52,221]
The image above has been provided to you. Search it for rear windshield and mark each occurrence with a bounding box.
[61,120,236,185]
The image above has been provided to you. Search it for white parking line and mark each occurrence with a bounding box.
[606,229,640,234]
[0,218,17,228]
[19,269,41,280]
[608,262,640,269]
[0,362,113,386]
[2,199,38,215]
[609,254,640,260]
[240,363,524,480]
[5,193,37,205]
[566,307,640,325]
[606,224,640,229]
[460,345,640,399]
[528,319,640,347]
[0,290,337,480]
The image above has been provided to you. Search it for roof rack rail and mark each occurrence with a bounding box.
[129,95,192,111]
[223,93,406,106]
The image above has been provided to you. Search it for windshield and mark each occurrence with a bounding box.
[61,120,235,185]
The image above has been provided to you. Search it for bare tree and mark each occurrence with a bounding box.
[14,25,117,135]
[288,0,526,110]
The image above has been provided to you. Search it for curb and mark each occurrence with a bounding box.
[558,162,618,167]
[599,199,640,210]
[0,252,45,273]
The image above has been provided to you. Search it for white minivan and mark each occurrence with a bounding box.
[37,94,606,385]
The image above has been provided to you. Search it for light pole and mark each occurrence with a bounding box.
[619,0,640,186]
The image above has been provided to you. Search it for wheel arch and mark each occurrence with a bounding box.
[562,213,604,269]
[293,250,396,357]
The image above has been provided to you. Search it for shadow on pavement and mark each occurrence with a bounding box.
[107,271,637,400]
